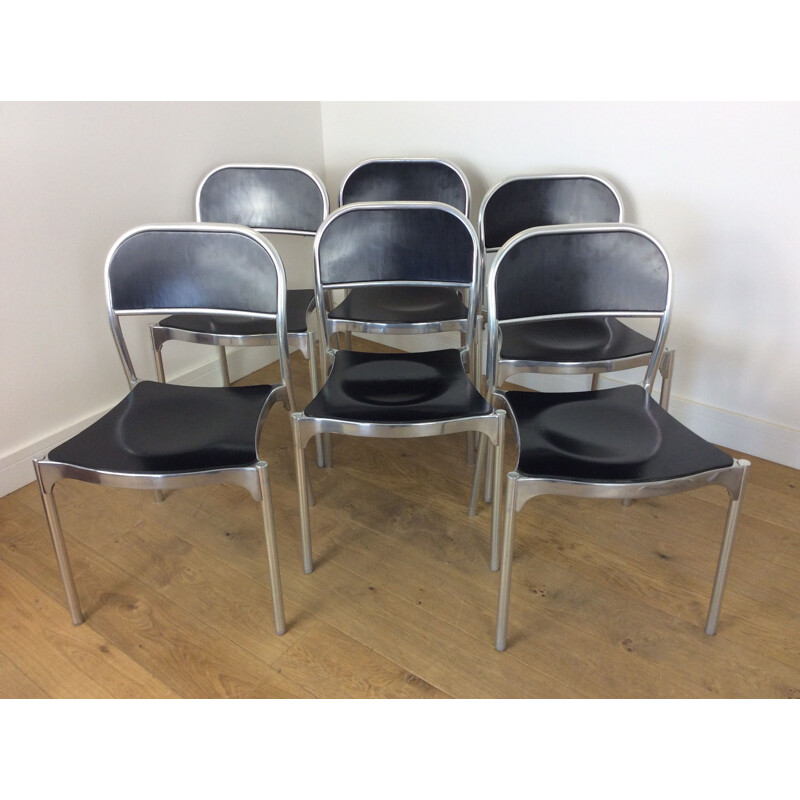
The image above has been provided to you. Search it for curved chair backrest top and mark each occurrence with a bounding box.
[490,224,669,321]
[339,157,471,216]
[106,223,289,386]
[479,174,623,252]
[314,202,480,351]
[315,201,478,288]
[486,224,671,392]
[197,164,329,235]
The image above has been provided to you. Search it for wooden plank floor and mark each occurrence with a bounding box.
[2,340,799,699]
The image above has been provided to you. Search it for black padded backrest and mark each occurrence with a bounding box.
[340,159,470,214]
[107,225,280,316]
[481,175,622,251]
[316,203,477,287]
[197,165,328,234]
[492,225,669,322]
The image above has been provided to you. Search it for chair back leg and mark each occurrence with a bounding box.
[658,347,675,410]
[705,459,750,635]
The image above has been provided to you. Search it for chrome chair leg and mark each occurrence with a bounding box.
[468,434,488,518]
[307,331,327,468]
[495,472,519,651]
[291,413,314,574]
[489,410,506,571]
[34,463,84,626]
[659,347,675,411]
[705,460,750,635]
[256,462,286,636]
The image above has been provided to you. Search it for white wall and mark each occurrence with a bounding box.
[320,101,800,468]
[0,101,325,495]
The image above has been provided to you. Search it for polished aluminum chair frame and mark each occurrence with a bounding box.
[477,223,749,651]
[34,223,296,636]
[150,164,329,466]
[478,174,675,408]
[292,202,507,577]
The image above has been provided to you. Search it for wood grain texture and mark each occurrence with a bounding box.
[1,339,798,698]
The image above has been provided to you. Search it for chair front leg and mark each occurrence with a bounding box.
[256,462,286,635]
[291,413,314,574]
[468,434,488,518]
[33,462,84,625]
[495,471,519,651]
[490,409,506,572]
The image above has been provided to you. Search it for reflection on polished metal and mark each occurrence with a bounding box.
[292,202,507,635]
[478,173,675,409]
[150,164,330,467]
[33,224,294,637]
[334,158,482,436]
[480,223,751,652]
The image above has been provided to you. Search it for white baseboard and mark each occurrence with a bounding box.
[3,337,797,499]
[0,346,277,499]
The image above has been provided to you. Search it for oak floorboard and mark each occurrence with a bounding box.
[0,559,177,698]
[0,650,49,699]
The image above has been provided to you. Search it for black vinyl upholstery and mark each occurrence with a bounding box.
[199,165,327,233]
[160,288,315,336]
[499,316,654,362]
[480,174,673,406]
[507,384,732,482]
[329,285,467,324]
[340,158,469,213]
[319,202,474,286]
[110,227,279,314]
[49,380,276,474]
[305,349,491,423]
[482,175,621,251]
[485,224,748,651]
[35,224,290,636]
[293,201,506,589]
[331,158,472,333]
[151,165,328,410]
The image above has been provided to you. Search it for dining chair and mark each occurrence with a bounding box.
[479,174,675,407]
[475,222,749,651]
[332,158,480,381]
[33,223,297,636]
[291,201,508,589]
[150,164,329,466]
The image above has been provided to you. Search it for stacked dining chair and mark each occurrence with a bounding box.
[291,201,509,597]
[34,223,296,636]
[474,222,749,651]
[330,157,480,385]
[478,174,675,407]
[150,164,330,466]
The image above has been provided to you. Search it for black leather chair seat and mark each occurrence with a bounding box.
[500,317,654,362]
[49,380,275,474]
[507,384,733,483]
[160,288,315,335]
[305,348,491,423]
[329,285,467,324]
